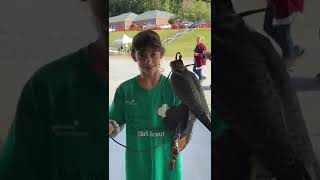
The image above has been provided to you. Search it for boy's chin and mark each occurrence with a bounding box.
[142,66,159,73]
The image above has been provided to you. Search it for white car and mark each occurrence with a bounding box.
[183,21,193,28]
[142,23,155,29]
[109,27,116,32]
[158,23,171,29]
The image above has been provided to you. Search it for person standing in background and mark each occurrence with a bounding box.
[263,0,305,67]
[193,36,207,81]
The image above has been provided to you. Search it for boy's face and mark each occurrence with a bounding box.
[133,47,164,75]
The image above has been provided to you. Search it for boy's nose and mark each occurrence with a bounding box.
[143,55,152,63]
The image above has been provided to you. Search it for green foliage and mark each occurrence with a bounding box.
[109,0,130,16]
[177,0,211,21]
[168,0,183,15]
[128,0,145,14]
[109,0,211,21]
[164,28,211,57]
[160,0,171,12]
[144,0,162,11]
[168,18,176,25]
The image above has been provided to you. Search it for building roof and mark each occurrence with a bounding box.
[134,10,174,21]
[109,12,138,23]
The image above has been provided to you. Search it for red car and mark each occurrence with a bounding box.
[171,23,186,29]
[191,22,211,28]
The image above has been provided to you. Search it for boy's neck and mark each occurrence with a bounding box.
[88,39,107,81]
[138,72,162,90]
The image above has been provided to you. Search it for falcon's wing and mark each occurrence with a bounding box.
[188,70,211,117]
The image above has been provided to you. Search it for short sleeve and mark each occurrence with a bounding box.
[201,43,207,53]
[174,95,182,106]
[109,87,125,125]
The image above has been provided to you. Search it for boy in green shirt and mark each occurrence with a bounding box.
[0,0,108,179]
[109,30,186,180]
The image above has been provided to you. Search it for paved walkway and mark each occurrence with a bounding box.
[161,28,195,45]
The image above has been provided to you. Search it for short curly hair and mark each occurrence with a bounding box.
[130,30,164,59]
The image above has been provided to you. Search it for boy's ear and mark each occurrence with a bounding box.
[131,51,137,62]
[160,47,165,59]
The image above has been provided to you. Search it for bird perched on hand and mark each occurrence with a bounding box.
[162,52,211,171]
[168,52,211,132]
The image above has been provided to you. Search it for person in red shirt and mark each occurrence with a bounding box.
[193,36,207,81]
[263,0,305,67]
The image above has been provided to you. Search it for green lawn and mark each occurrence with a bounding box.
[109,29,211,58]
[164,29,211,57]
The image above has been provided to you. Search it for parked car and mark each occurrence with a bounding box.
[150,26,162,30]
[142,23,156,29]
[109,27,116,32]
[157,23,171,29]
[182,21,193,28]
[178,20,193,28]
[190,21,210,28]
[171,23,186,29]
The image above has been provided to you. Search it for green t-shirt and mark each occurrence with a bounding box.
[0,46,107,180]
[109,75,182,180]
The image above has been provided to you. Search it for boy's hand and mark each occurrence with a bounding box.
[178,136,189,151]
[109,122,115,136]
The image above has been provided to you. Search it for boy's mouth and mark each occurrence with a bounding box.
[144,66,154,70]
[142,64,156,70]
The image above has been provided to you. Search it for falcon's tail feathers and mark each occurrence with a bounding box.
[196,113,211,132]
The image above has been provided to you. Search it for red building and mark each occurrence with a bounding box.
[109,12,138,31]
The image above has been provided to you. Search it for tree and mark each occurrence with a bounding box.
[108,0,211,20]
[145,0,162,10]
[160,0,171,12]
[168,18,176,25]
[169,0,183,15]
[177,0,211,21]
[109,0,130,17]
[128,0,146,14]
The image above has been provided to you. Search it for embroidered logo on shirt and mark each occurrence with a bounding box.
[158,104,169,118]
[73,120,80,126]
[125,99,136,105]
[52,120,89,136]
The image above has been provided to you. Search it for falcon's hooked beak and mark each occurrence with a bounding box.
[175,52,182,61]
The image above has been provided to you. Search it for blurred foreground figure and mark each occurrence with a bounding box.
[213,0,320,179]
[0,0,107,179]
